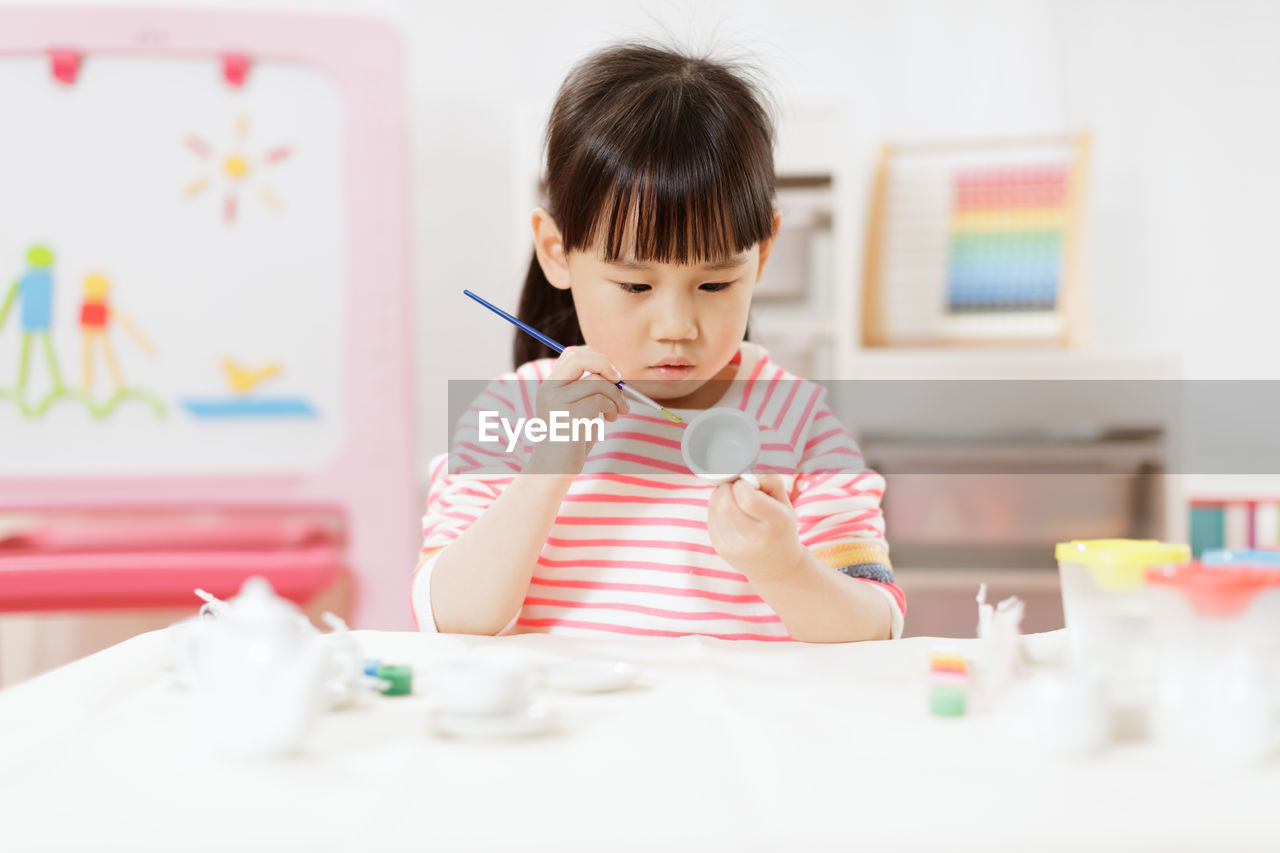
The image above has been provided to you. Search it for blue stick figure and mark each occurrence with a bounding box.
[0,245,84,416]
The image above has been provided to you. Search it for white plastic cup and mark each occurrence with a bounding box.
[680,407,761,488]
[432,659,539,717]
[1146,563,1280,768]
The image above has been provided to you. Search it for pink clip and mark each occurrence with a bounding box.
[48,48,82,85]
[222,53,251,87]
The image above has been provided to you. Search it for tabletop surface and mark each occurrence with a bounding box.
[0,627,1275,852]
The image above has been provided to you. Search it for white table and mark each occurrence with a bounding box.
[0,629,1274,852]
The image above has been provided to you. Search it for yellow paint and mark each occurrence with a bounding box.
[221,357,282,394]
[258,186,282,210]
[83,274,110,300]
[82,333,93,390]
[223,154,250,180]
[102,334,124,389]
[184,177,210,198]
[84,331,124,390]
[114,310,156,356]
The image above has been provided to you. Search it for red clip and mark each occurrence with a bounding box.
[48,49,82,85]
[221,53,251,87]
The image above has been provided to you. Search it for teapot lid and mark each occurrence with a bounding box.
[222,576,305,627]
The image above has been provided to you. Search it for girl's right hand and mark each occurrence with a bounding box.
[527,346,630,475]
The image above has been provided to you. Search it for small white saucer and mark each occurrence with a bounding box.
[544,660,640,693]
[428,700,558,739]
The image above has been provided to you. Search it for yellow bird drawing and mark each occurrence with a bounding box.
[221,357,282,394]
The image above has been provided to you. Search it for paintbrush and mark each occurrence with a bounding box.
[463,289,682,423]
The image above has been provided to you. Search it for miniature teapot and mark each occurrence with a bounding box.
[178,576,330,757]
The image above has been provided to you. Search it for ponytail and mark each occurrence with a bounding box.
[514,251,584,367]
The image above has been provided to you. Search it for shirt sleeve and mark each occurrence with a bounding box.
[790,394,906,639]
[412,371,536,631]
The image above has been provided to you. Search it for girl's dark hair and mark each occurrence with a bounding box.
[515,42,776,367]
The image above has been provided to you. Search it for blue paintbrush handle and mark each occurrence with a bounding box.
[463,289,566,355]
[462,289,681,422]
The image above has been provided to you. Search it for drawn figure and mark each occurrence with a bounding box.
[78,273,165,417]
[0,245,84,415]
[221,357,281,394]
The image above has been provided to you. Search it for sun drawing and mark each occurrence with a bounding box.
[182,115,293,223]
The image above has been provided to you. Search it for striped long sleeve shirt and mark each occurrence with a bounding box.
[413,343,904,640]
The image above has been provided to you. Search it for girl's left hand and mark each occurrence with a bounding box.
[707,473,807,585]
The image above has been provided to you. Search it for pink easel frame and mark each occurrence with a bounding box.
[0,6,419,629]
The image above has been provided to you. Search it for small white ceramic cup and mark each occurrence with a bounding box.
[432,659,538,717]
[680,407,761,488]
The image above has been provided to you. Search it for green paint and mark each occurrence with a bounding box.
[40,333,65,391]
[0,280,18,330]
[0,388,28,415]
[26,245,53,268]
[17,334,31,390]
[377,664,413,696]
[94,387,167,418]
[32,387,82,417]
[929,685,967,717]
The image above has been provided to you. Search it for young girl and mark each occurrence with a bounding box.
[415,42,904,642]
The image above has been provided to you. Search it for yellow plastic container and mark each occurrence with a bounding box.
[1054,539,1190,732]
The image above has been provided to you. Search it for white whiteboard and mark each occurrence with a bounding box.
[0,55,346,474]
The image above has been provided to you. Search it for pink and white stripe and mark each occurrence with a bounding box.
[418,343,901,640]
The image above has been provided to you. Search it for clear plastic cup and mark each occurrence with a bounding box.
[1145,562,1280,767]
[1200,550,1280,703]
[1054,539,1190,735]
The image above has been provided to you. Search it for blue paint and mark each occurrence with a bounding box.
[180,397,318,418]
[19,270,53,330]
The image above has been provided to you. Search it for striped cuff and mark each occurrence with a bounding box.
[862,582,906,640]
[811,541,902,639]
[811,541,893,577]
[835,562,894,584]
[411,548,445,632]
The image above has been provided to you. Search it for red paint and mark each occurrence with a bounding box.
[79,302,108,328]
[48,48,81,84]
[185,134,212,158]
[221,52,250,87]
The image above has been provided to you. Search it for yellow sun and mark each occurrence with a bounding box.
[183,115,292,223]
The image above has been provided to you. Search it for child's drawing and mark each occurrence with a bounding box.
[183,114,294,224]
[0,245,89,416]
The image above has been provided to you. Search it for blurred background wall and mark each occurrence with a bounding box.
[13,0,1275,465]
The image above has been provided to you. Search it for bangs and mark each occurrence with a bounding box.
[580,157,775,265]
[546,48,776,266]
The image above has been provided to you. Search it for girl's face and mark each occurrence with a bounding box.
[568,244,771,409]
[534,209,780,410]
